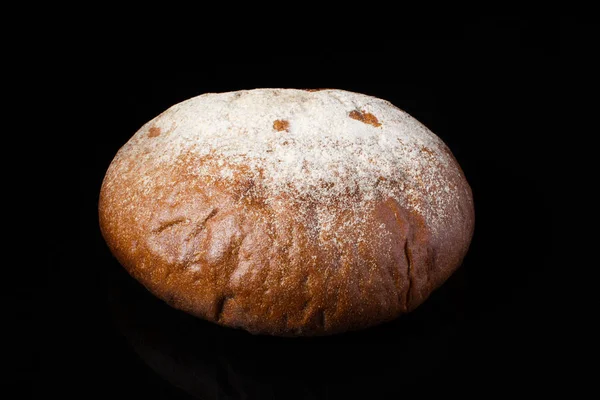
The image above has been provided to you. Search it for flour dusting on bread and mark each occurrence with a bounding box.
[111,89,468,236]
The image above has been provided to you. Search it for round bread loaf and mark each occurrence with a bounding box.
[99,88,474,336]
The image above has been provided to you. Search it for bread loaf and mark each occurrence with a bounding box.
[99,88,474,336]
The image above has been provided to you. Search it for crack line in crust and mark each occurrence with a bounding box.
[152,218,188,234]
[317,309,326,330]
[186,208,219,241]
[177,208,220,270]
[300,299,311,320]
[404,238,413,312]
[281,314,289,331]
[215,294,232,322]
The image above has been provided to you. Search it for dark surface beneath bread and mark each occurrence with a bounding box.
[26,14,572,399]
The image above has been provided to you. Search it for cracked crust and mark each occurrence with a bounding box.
[99,89,474,336]
[99,160,472,335]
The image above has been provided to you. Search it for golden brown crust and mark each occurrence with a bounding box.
[99,89,475,336]
[100,157,473,336]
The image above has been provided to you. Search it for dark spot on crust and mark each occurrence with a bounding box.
[235,179,255,200]
[420,146,435,156]
[375,176,387,187]
[304,88,328,92]
[349,110,382,127]
[301,159,310,173]
[148,126,161,138]
[273,119,290,132]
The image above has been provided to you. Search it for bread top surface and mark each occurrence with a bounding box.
[106,89,470,237]
[99,89,474,335]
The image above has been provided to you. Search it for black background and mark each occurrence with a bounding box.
[22,14,579,399]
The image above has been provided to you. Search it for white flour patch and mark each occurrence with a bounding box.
[115,89,463,236]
